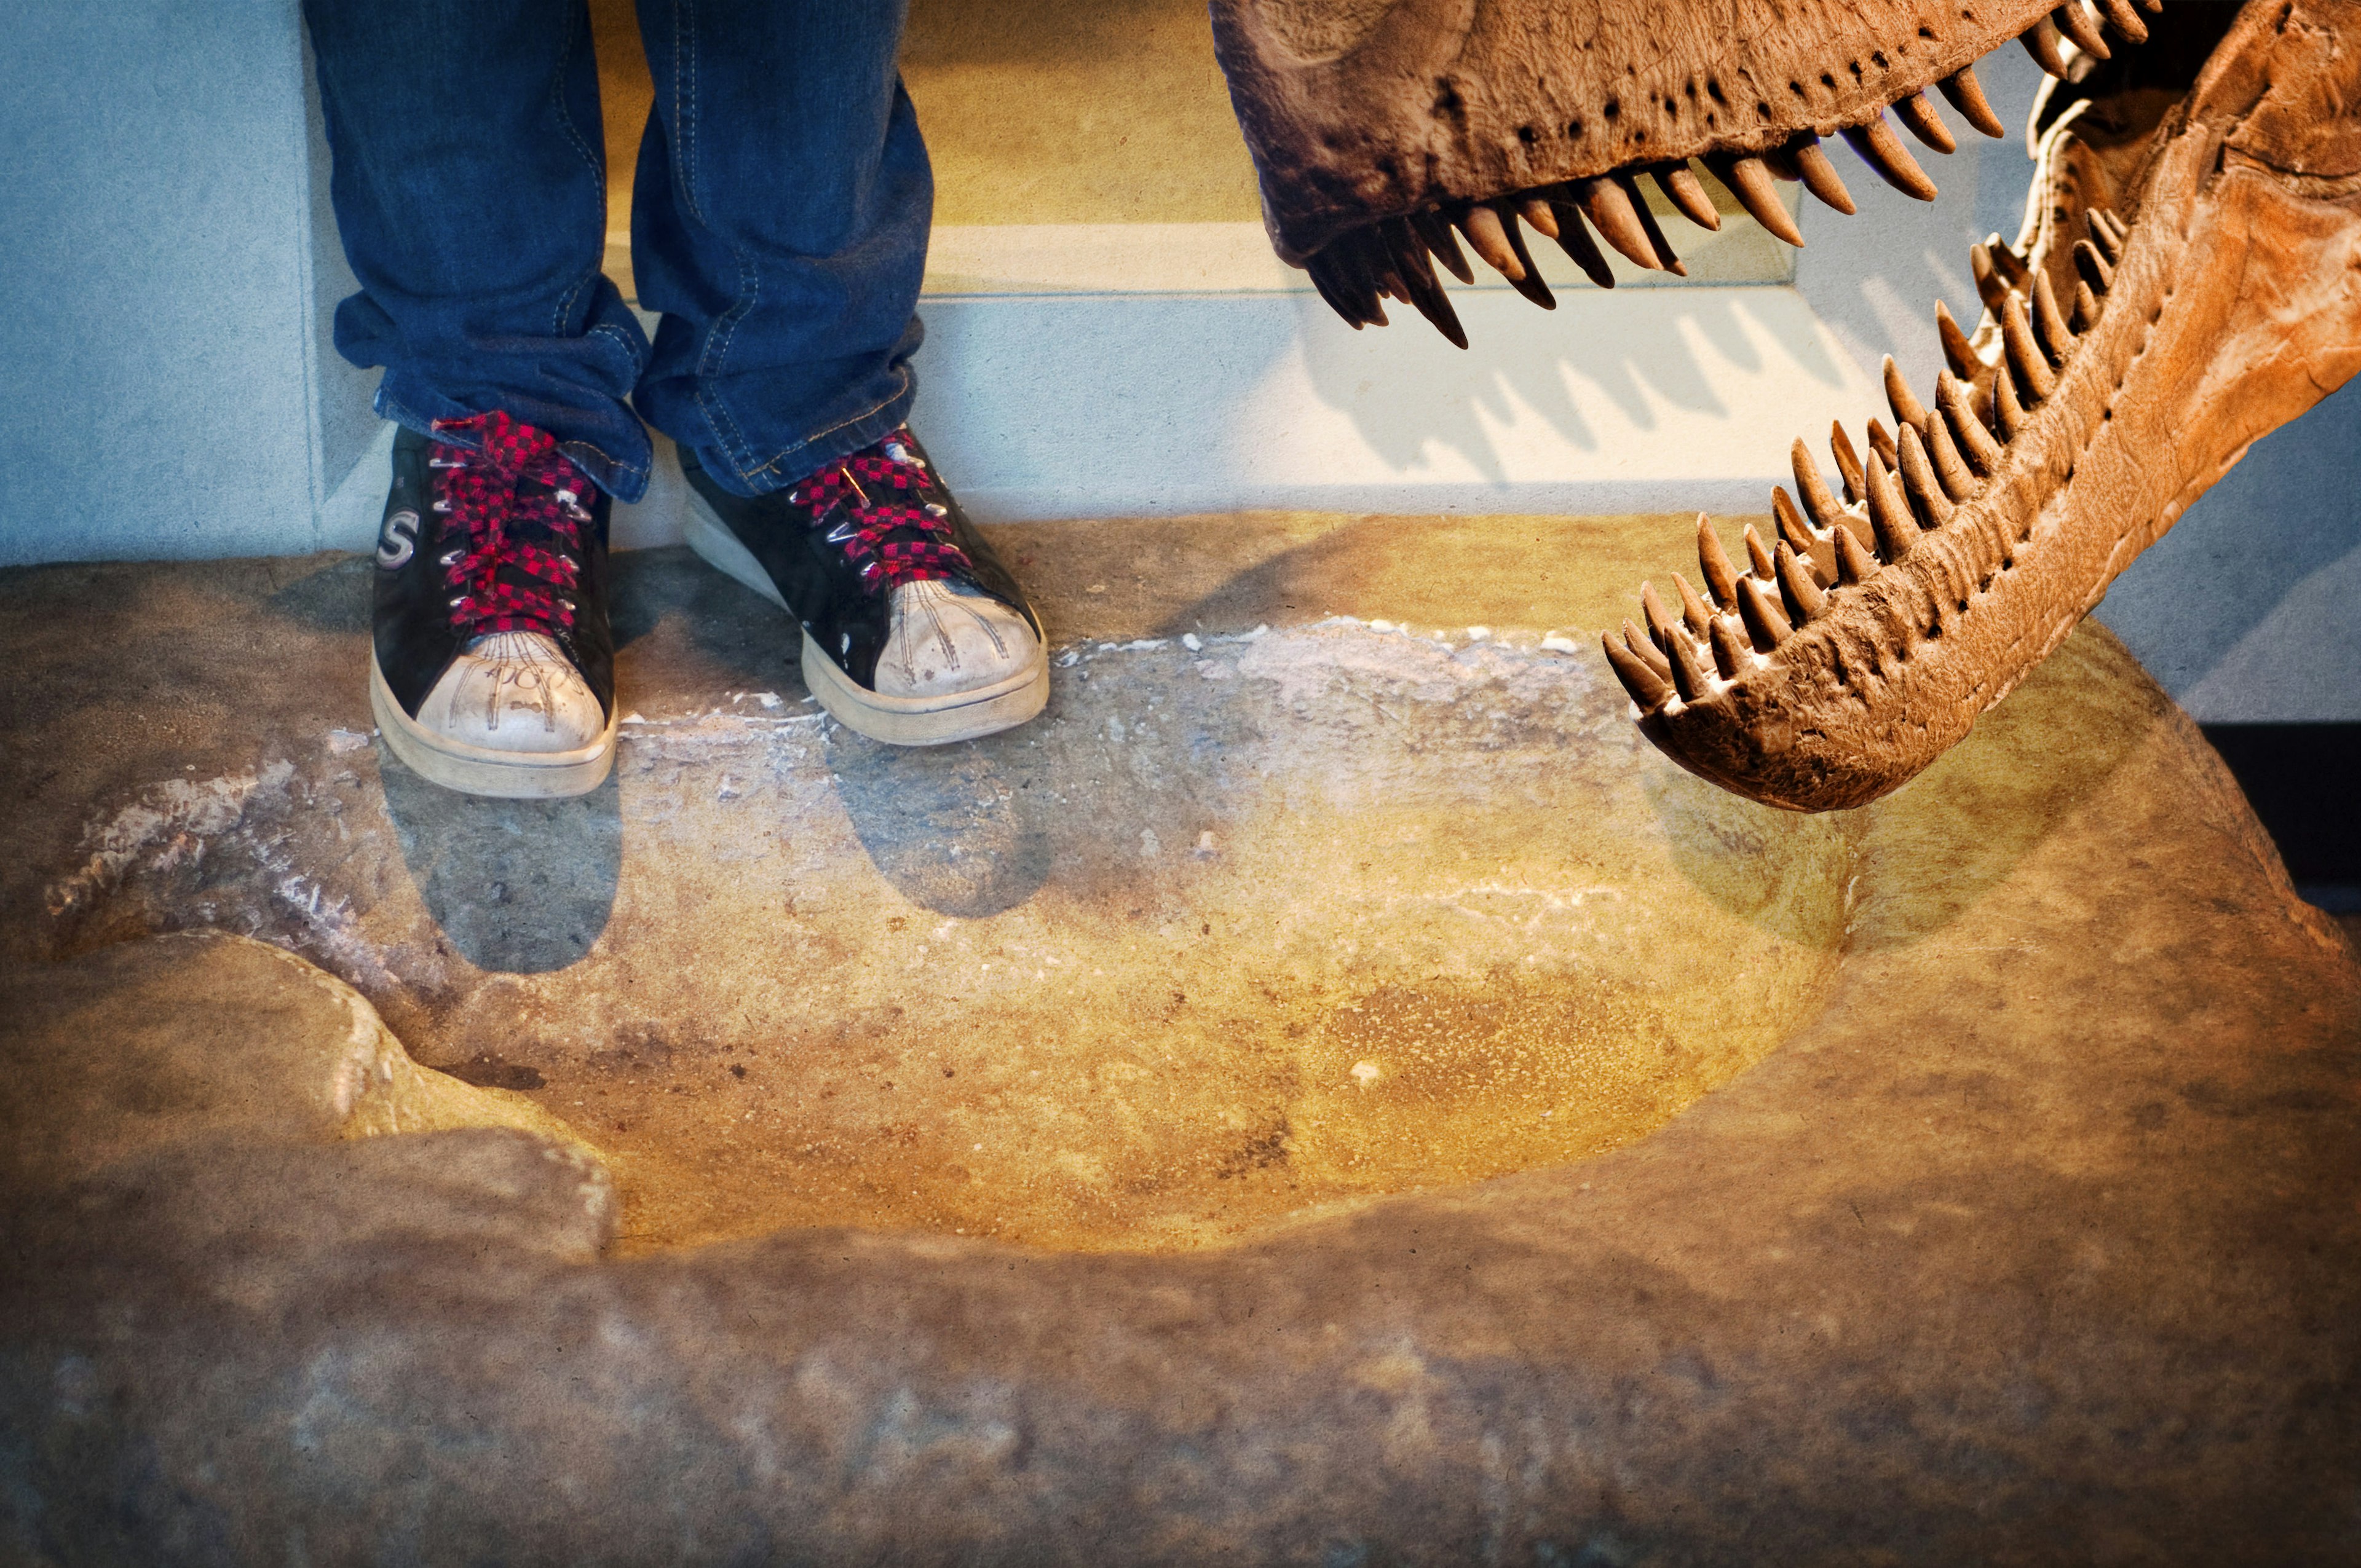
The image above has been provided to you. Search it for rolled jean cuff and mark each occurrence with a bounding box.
[373,385,655,505]
[686,368,919,500]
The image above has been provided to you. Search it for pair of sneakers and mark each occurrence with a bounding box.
[367,412,1048,798]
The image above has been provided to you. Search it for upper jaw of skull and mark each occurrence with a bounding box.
[1214,0,2064,265]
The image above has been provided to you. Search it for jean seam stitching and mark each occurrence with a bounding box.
[547,3,606,336]
[587,320,643,363]
[559,437,649,479]
[674,0,703,224]
[740,366,914,482]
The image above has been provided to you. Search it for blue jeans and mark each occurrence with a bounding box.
[303,0,930,503]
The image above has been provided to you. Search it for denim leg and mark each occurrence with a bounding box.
[303,0,655,501]
[629,0,931,497]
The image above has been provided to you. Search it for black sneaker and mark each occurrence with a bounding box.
[679,428,1048,746]
[367,412,618,798]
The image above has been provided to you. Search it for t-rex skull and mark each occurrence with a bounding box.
[1212,0,2361,810]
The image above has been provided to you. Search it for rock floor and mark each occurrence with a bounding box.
[3,512,2355,1562]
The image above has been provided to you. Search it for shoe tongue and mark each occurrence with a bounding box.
[464,631,564,661]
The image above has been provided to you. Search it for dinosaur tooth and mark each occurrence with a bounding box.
[2073,238,2114,294]
[1993,352,2032,439]
[1456,204,1525,282]
[1517,197,1560,241]
[1673,573,1715,637]
[1786,132,1857,216]
[1883,355,1933,436]
[1736,575,1793,653]
[1492,206,1558,309]
[2001,294,2058,401]
[1970,242,2014,315]
[1709,616,1749,680]
[1863,451,1917,562]
[1866,416,1899,474]
[2071,280,2102,335]
[2094,0,2148,44]
[1411,208,1475,285]
[1924,410,1978,502]
[1618,175,1689,275]
[1771,487,1817,559]
[1791,438,1846,527]
[2078,284,2115,340]
[1936,65,2008,140]
[1936,300,1982,379]
[1543,199,1619,290]
[1843,115,1940,202]
[2031,272,2076,365]
[1705,154,1805,246]
[1697,514,1740,607]
[2052,2,2111,61]
[1666,623,1715,701]
[1891,92,1957,156]
[2022,15,2071,79]
[1830,421,1866,505]
[1305,244,1383,328]
[1833,522,1878,586]
[1623,618,1672,681]
[2092,207,2129,251]
[1335,229,1400,318]
[1575,176,1667,272]
[1377,218,1469,349]
[1937,369,2006,473]
[1640,581,1679,650]
[1742,522,1777,583]
[1897,424,1956,526]
[1603,629,1671,708]
[1986,238,2034,293]
[1652,162,1722,232]
[1776,542,1827,623]
[2087,218,2122,268]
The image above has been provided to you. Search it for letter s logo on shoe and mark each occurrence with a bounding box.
[377,508,420,570]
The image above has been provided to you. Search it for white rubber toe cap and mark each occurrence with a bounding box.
[412,632,606,754]
[874,579,1038,699]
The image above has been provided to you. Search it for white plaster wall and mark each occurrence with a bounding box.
[0,1,372,566]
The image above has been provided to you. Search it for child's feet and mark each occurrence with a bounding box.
[680,428,1047,746]
[368,412,618,798]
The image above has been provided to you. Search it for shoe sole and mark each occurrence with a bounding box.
[368,652,618,799]
[684,490,1050,747]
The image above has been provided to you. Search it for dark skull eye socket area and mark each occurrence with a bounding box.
[2031,2,2240,148]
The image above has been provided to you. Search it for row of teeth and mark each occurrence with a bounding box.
[1305,0,2157,347]
[1600,202,2132,713]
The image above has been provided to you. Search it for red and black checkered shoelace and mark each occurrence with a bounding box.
[792,429,972,591]
[427,411,590,636]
